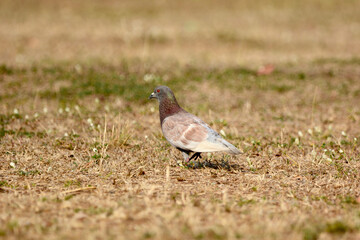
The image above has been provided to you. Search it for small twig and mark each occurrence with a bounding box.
[100,115,107,169]
[61,186,96,194]
[0,187,16,192]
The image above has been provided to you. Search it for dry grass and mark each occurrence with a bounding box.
[1,0,360,240]
[1,0,360,66]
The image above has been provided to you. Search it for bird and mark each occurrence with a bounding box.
[149,86,242,162]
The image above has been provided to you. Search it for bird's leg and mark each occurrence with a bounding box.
[181,152,190,162]
[189,152,202,161]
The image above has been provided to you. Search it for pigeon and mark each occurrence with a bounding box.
[149,86,242,162]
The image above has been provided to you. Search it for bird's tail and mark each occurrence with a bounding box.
[222,139,243,155]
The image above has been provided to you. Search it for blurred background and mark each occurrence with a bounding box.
[1,0,359,67]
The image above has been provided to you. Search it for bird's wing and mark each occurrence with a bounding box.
[162,112,239,153]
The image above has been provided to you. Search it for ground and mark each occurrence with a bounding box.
[0,0,360,239]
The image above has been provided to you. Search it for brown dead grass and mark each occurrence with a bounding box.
[1,1,360,240]
[1,0,360,66]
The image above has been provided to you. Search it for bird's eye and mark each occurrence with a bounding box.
[157,89,160,93]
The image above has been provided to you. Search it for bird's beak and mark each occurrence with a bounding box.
[149,92,156,100]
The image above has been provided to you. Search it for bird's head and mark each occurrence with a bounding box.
[149,86,176,102]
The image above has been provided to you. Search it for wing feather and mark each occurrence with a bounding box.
[162,115,207,151]
[162,112,241,154]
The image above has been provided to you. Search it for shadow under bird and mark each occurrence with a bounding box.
[149,86,242,162]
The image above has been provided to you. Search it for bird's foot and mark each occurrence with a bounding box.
[189,152,202,161]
